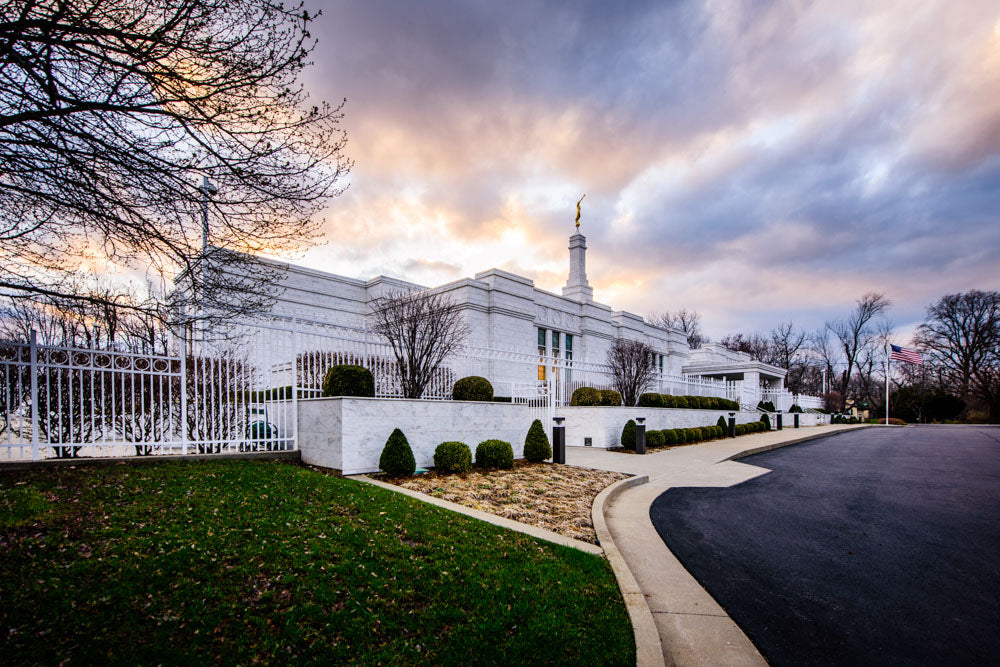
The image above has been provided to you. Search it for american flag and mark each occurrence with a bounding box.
[890,344,922,364]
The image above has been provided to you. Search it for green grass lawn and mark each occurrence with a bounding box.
[0,459,634,665]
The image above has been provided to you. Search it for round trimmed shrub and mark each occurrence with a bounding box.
[673,396,689,409]
[638,392,666,408]
[380,428,416,476]
[674,428,687,444]
[434,441,472,473]
[571,387,602,406]
[322,365,374,397]
[760,414,771,430]
[663,429,678,446]
[475,439,514,469]
[789,404,803,413]
[757,400,776,412]
[647,429,665,447]
[621,419,637,450]
[715,425,725,438]
[661,394,676,408]
[697,397,711,410]
[523,419,552,462]
[735,424,745,436]
[717,415,728,431]
[600,389,623,406]
[684,428,698,443]
[453,376,494,402]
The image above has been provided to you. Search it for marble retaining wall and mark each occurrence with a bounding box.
[298,397,532,475]
[560,406,824,449]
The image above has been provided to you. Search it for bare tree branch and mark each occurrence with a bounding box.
[606,338,656,407]
[0,0,351,323]
[370,289,469,399]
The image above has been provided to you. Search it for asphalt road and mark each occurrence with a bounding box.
[649,425,1000,666]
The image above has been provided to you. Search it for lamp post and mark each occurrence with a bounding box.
[552,417,565,464]
[635,417,646,455]
[728,412,736,438]
[198,175,217,254]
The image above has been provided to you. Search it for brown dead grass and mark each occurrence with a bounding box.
[379,461,629,544]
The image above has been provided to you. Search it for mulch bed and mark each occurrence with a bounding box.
[378,461,629,544]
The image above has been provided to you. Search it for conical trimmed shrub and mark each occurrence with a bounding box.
[621,419,637,450]
[379,428,416,476]
[523,419,552,462]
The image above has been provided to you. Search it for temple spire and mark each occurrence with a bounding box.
[562,197,593,302]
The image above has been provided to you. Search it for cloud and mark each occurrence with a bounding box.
[288,0,1000,341]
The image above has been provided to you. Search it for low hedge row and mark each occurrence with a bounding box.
[570,387,624,406]
[621,419,772,449]
[381,420,554,476]
[637,393,741,411]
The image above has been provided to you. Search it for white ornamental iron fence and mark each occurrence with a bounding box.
[1,314,822,462]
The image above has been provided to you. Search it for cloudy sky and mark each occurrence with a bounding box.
[286,0,1000,341]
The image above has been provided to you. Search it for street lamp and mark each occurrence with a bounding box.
[198,175,217,253]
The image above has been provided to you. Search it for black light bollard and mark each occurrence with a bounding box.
[635,417,646,455]
[728,412,736,438]
[794,413,800,428]
[552,416,566,464]
[776,412,783,430]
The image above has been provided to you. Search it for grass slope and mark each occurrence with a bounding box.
[0,460,633,665]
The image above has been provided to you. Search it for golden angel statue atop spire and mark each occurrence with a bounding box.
[575,194,586,228]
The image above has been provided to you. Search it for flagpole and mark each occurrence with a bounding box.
[885,340,890,426]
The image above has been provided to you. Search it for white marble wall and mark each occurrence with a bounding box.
[560,406,821,448]
[298,397,533,475]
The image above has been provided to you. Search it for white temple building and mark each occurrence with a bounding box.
[255,222,789,406]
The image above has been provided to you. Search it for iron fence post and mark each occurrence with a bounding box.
[29,329,39,461]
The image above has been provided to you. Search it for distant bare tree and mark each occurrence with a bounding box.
[826,292,891,411]
[719,332,773,363]
[915,290,1000,421]
[0,0,350,324]
[606,338,656,407]
[370,290,469,399]
[650,309,705,348]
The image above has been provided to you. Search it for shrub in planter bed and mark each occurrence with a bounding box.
[760,413,771,430]
[475,439,514,469]
[663,429,678,445]
[757,400,776,412]
[700,427,712,440]
[717,415,728,431]
[322,365,375,397]
[789,404,803,413]
[647,430,665,447]
[673,396,689,409]
[600,389,623,406]
[434,441,472,473]
[660,394,676,408]
[674,429,687,444]
[697,397,712,410]
[571,387,602,406]
[523,419,552,462]
[684,428,698,443]
[380,428,416,476]
[453,376,494,402]
[621,419,637,450]
[638,392,666,408]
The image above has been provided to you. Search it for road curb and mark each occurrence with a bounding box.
[350,474,603,555]
[592,475,666,667]
[725,424,874,462]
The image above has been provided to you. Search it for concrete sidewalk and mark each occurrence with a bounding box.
[574,424,870,666]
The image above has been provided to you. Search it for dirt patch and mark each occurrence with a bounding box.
[379,461,628,544]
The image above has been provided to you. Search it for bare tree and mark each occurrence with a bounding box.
[825,292,891,411]
[650,309,705,348]
[1,0,350,324]
[370,290,469,399]
[606,338,656,407]
[719,332,773,364]
[915,290,1000,421]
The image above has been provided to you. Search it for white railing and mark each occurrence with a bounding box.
[2,313,826,462]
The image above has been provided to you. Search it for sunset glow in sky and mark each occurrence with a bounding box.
[285,0,1000,340]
